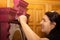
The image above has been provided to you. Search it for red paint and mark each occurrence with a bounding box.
[0,0,28,40]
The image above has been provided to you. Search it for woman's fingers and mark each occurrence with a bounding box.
[18,15,27,23]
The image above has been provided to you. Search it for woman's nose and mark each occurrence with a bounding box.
[40,21,42,25]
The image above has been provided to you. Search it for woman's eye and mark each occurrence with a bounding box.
[42,19,46,22]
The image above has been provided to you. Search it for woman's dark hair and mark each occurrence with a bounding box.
[45,11,60,40]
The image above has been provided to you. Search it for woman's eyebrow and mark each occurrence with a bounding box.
[42,18,45,21]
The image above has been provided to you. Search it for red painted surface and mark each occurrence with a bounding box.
[0,8,17,40]
[0,0,28,40]
[1,23,9,40]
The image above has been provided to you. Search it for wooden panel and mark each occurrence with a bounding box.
[27,4,46,37]
[0,0,7,7]
[0,0,14,8]
[12,30,22,40]
[51,5,60,14]
[7,0,14,8]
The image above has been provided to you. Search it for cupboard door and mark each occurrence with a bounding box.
[27,4,46,37]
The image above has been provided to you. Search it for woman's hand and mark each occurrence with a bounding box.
[18,15,27,23]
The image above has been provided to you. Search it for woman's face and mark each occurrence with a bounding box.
[40,15,55,34]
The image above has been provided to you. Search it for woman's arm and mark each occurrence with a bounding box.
[18,15,49,40]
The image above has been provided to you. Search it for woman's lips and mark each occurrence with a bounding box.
[41,25,44,30]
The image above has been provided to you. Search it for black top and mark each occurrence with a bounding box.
[46,28,60,40]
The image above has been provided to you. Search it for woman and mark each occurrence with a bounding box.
[18,11,60,40]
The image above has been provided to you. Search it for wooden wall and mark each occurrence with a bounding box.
[0,0,14,8]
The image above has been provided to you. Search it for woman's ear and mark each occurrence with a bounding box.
[51,22,56,28]
[52,22,56,26]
